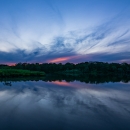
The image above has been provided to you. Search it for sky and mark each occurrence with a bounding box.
[0,0,130,64]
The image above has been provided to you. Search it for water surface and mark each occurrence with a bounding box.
[0,80,130,130]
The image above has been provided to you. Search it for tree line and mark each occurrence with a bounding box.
[1,61,130,76]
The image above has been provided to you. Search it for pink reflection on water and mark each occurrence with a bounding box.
[50,80,90,88]
[51,81,71,86]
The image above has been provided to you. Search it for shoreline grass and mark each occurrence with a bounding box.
[0,69,45,77]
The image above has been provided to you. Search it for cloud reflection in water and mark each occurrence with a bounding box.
[0,81,130,130]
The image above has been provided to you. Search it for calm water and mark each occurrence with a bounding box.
[0,80,130,130]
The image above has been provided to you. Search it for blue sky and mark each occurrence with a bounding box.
[0,0,130,64]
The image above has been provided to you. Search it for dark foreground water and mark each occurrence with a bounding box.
[0,80,130,130]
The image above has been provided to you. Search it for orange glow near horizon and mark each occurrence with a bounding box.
[2,62,16,66]
[1,55,83,66]
[48,57,71,63]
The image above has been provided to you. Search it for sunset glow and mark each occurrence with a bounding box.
[3,63,16,66]
[48,57,71,63]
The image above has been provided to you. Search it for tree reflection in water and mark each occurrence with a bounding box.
[0,76,130,130]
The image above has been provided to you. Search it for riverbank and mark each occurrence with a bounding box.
[0,69,45,77]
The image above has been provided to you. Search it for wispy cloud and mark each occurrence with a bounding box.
[0,0,130,64]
